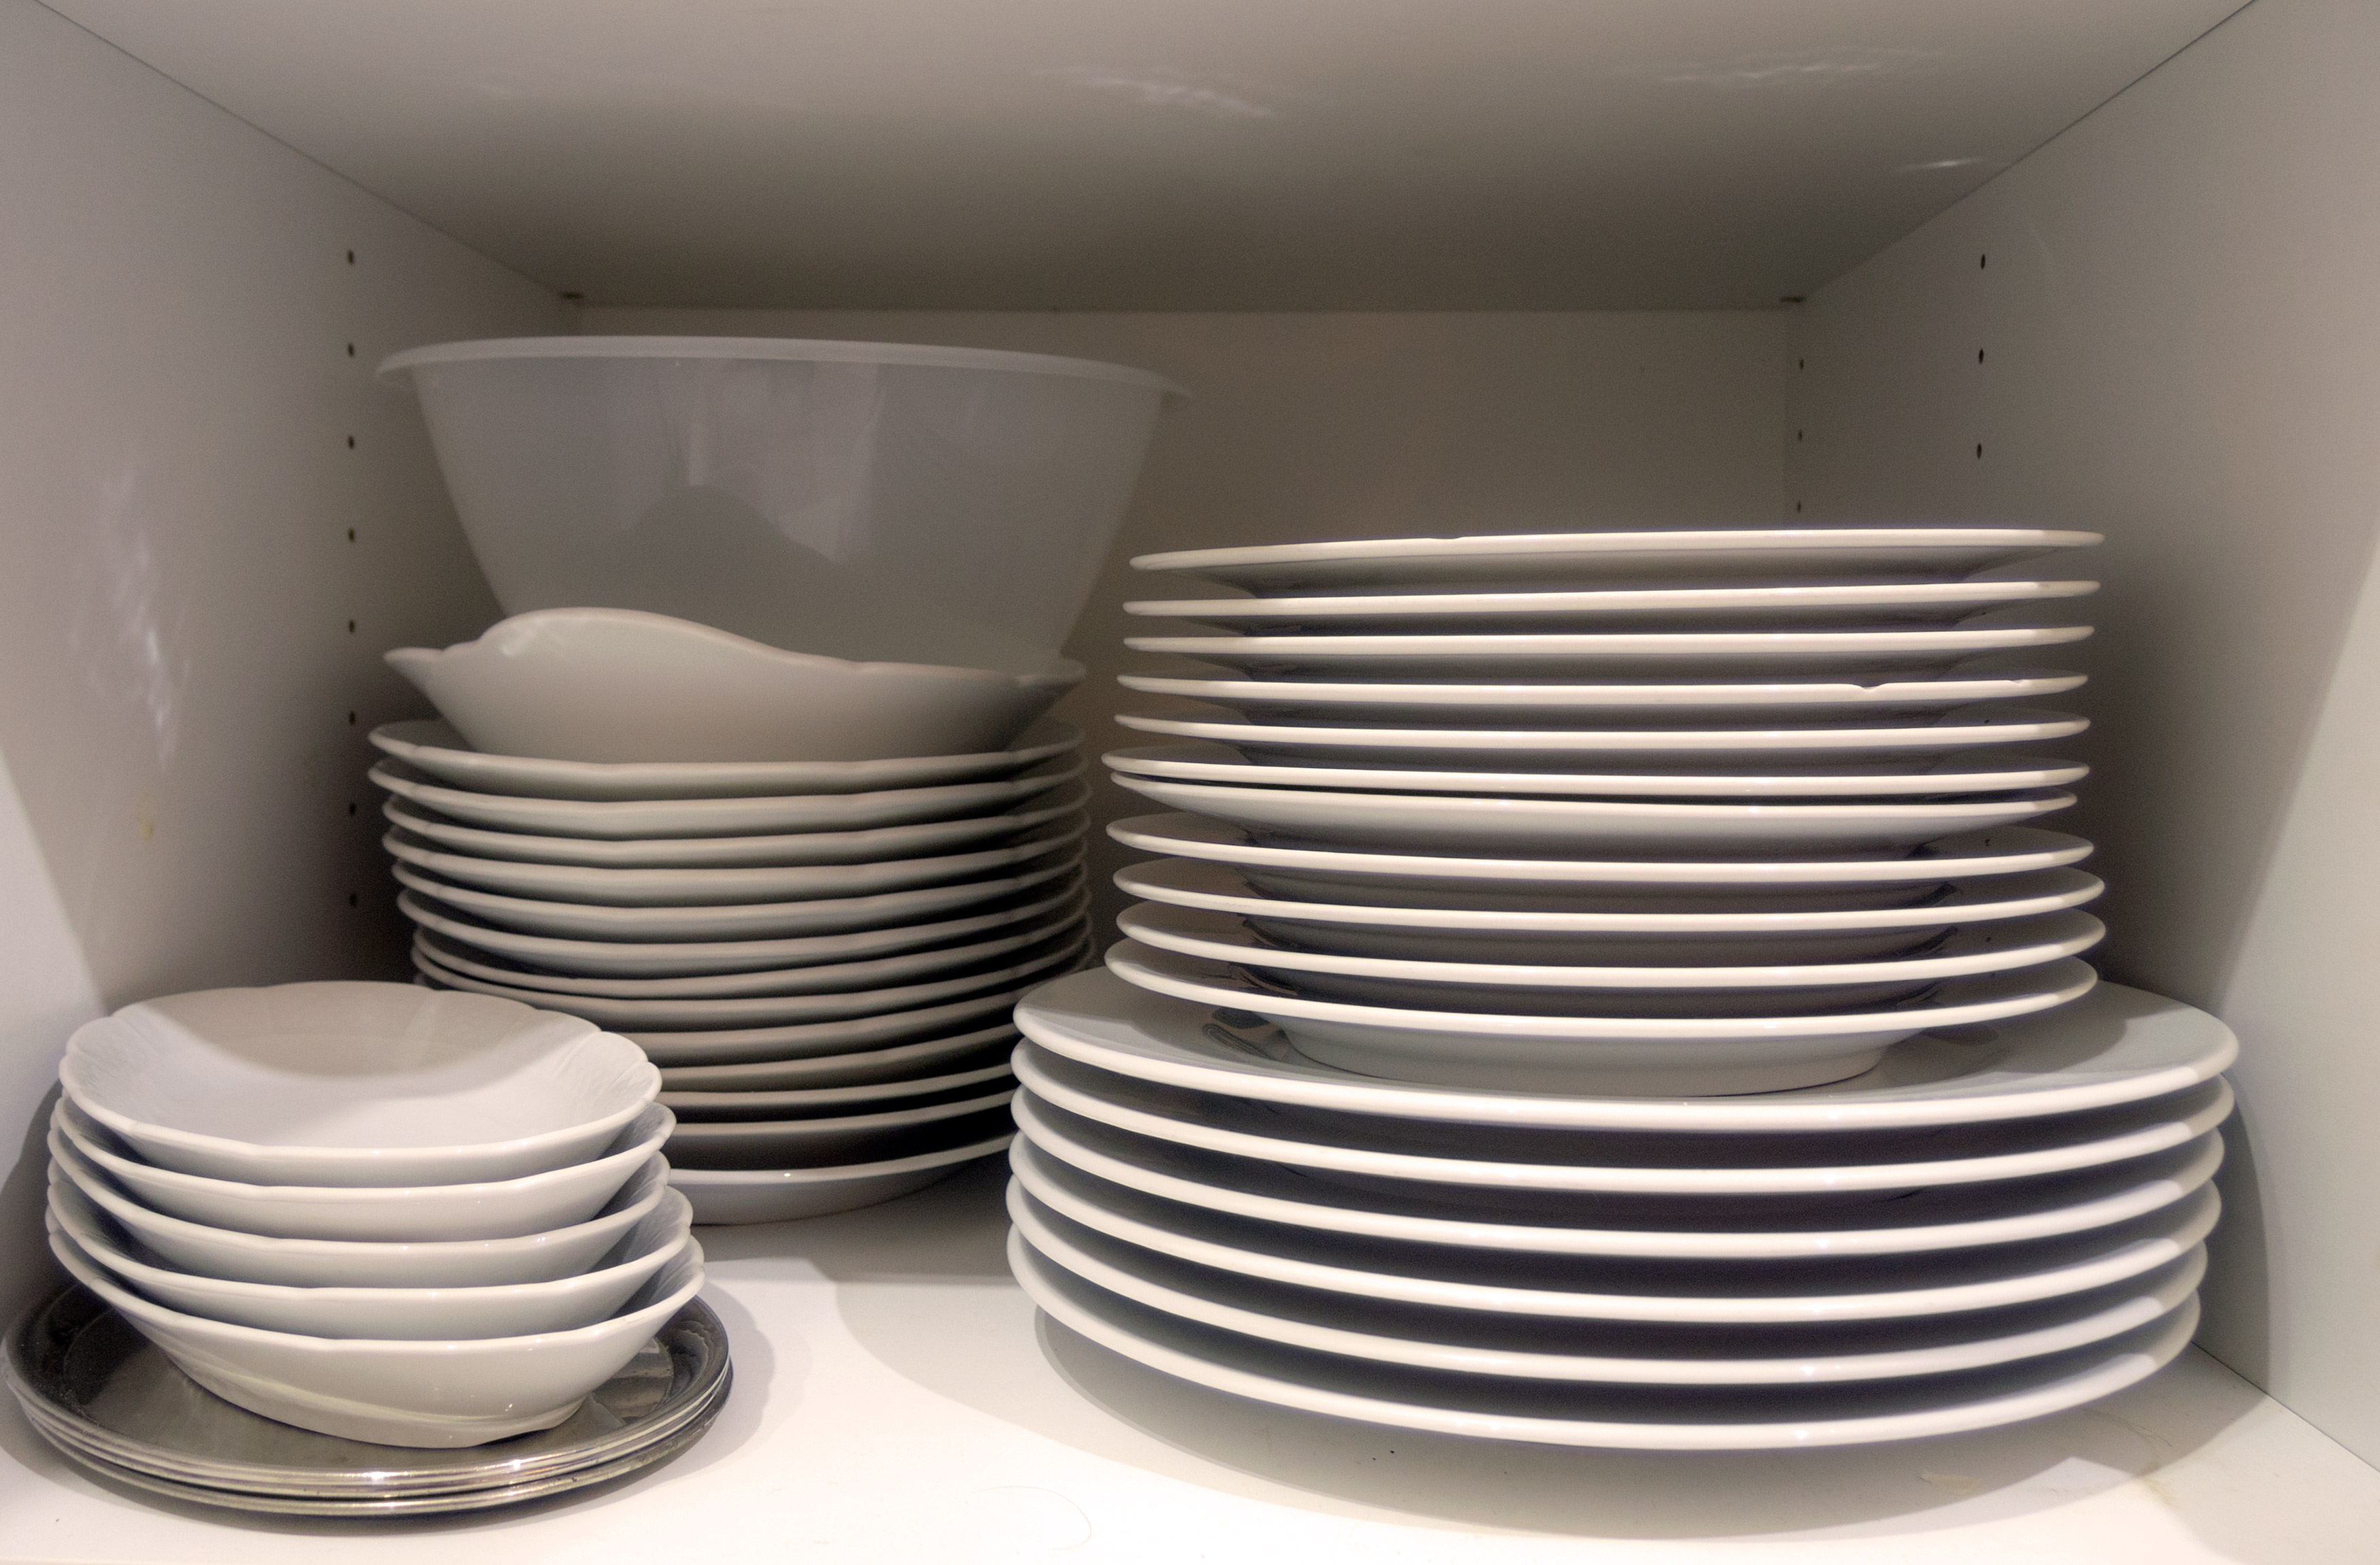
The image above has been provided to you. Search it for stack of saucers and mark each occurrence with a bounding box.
[18,982,717,1493]
[372,717,1092,1224]
[996,526,2229,1447]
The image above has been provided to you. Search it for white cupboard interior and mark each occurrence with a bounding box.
[5,0,2379,1556]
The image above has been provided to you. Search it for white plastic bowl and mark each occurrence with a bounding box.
[50,1174,695,1340]
[378,336,1183,673]
[54,1098,674,1243]
[47,1223,707,1448]
[50,1130,673,1288]
[387,609,1084,764]
[60,981,658,1187]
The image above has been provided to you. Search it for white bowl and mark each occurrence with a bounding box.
[54,1098,674,1243]
[379,337,1180,673]
[50,1129,672,1288]
[669,1133,1013,1224]
[47,1222,707,1447]
[60,981,657,1187]
[50,1174,695,1339]
[388,609,1084,764]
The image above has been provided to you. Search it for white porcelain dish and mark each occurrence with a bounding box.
[1012,1110,2226,1262]
[1111,815,2092,907]
[669,1133,1013,1224]
[50,1176,694,1341]
[1015,969,2237,1134]
[61,983,656,1188]
[1110,775,2075,855]
[1106,942,2100,1094]
[663,1059,1017,1118]
[392,851,1081,941]
[1132,529,2102,592]
[1119,905,2104,1010]
[56,1098,673,1243]
[48,1222,705,1447]
[1127,579,2101,633]
[387,609,1082,764]
[49,1131,673,1289]
[413,890,1084,999]
[1013,1147,2216,1322]
[1117,706,2090,764]
[624,988,1035,1068]
[371,718,1083,802]
[1104,743,2089,800]
[384,794,1085,873]
[658,1024,1019,1092]
[1012,1191,2202,1385]
[420,928,1089,1031]
[1010,1232,2197,1450]
[398,875,1081,980]
[1129,625,2092,679]
[369,756,1083,840]
[1115,860,2106,966]
[1119,669,2088,722]
[666,1091,1015,1169]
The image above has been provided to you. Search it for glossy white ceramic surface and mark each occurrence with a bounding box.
[663,1058,1015,1117]
[1110,775,2075,854]
[49,1133,673,1289]
[61,982,656,1187]
[48,1222,706,1447]
[623,988,1035,1068]
[1132,529,2102,592]
[665,1090,1015,1168]
[668,1132,1014,1224]
[50,1175,694,1339]
[1102,743,2090,799]
[387,609,1083,763]
[371,717,1083,801]
[1127,579,2101,633]
[657,1024,1018,1092]
[54,1098,673,1243]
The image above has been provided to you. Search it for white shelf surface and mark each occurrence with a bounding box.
[5,1159,2378,1564]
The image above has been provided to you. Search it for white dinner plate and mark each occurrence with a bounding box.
[398,879,1081,979]
[415,894,1085,999]
[1010,1233,2196,1450]
[368,756,1084,840]
[1013,1110,2226,1261]
[1128,625,2092,679]
[384,793,1086,872]
[1103,743,2089,800]
[1127,579,2100,633]
[1111,775,2075,854]
[1106,942,2101,1093]
[669,1134,1013,1225]
[1117,705,2088,768]
[1110,815,2092,909]
[421,928,1090,1031]
[666,1092,1015,1170]
[392,852,1083,941]
[658,1024,1018,1092]
[664,1059,1017,1119]
[1119,669,2086,724]
[1013,1190,2202,1385]
[1012,968,2239,1132]
[1117,905,2105,1015]
[1135,530,2101,593]
[624,989,1036,1068]
[1017,1046,2228,1196]
[1010,1141,2217,1321]
[370,718,1085,801]
[1115,860,2106,966]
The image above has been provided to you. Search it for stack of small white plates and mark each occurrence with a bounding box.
[371,718,1095,1224]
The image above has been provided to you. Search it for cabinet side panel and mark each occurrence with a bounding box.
[0,3,563,1319]
[1787,0,2380,1462]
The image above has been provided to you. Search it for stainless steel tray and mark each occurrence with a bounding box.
[5,1283,732,1515]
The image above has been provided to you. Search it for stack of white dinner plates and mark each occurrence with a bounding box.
[23,983,719,1485]
[993,526,2232,1447]
[371,718,1093,1223]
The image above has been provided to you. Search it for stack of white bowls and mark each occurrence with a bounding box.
[37,982,702,1453]
[999,526,2236,1448]
[374,609,1094,1224]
